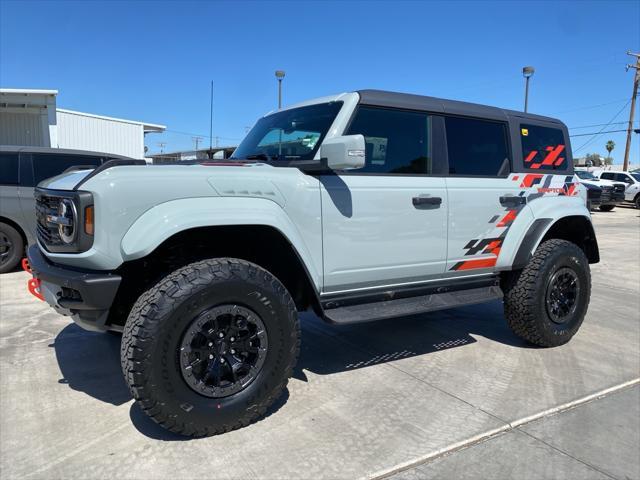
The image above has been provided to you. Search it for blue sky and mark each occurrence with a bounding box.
[1,0,638,163]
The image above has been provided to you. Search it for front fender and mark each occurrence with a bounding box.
[120,196,322,290]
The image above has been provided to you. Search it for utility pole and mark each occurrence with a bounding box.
[157,142,166,154]
[209,80,214,152]
[192,136,203,151]
[623,51,639,171]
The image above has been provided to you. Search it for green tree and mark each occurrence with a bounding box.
[605,140,615,162]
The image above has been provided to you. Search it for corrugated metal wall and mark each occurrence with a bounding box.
[0,111,45,146]
[56,110,143,158]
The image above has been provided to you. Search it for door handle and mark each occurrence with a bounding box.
[412,196,442,209]
[499,195,526,207]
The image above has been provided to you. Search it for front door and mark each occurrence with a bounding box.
[320,106,448,294]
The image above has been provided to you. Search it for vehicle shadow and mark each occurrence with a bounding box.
[52,299,528,440]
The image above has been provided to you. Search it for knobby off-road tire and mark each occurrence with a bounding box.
[121,258,300,437]
[503,239,591,347]
[0,223,23,274]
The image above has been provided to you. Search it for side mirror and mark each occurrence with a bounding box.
[320,135,366,170]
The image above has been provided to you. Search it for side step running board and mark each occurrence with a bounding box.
[322,286,503,325]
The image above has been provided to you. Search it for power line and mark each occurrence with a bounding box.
[552,98,628,114]
[569,129,628,137]
[569,121,637,130]
[164,129,242,142]
[573,100,632,153]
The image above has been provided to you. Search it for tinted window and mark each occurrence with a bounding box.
[600,172,614,180]
[521,124,568,171]
[346,106,431,174]
[33,154,103,185]
[445,117,509,176]
[0,153,19,185]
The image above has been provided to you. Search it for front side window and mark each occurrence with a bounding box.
[521,124,568,171]
[0,153,19,185]
[231,102,343,161]
[575,170,597,180]
[33,154,104,185]
[445,116,510,176]
[346,106,431,174]
[600,172,614,180]
[615,173,633,184]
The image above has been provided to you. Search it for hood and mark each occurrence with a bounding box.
[37,168,95,191]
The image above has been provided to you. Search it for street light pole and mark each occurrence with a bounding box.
[523,66,535,113]
[275,70,285,109]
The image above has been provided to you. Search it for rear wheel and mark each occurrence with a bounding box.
[599,204,615,212]
[0,223,24,274]
[121,258,300,437]
[635,194,640,209]
[503,239,591,347]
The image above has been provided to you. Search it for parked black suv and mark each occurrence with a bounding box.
[0,146,131,273]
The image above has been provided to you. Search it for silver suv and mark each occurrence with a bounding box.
[0,147,129,273]
[26,90,599,437]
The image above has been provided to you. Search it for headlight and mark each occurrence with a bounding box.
[36,188,94,253]
[57,198,77,244]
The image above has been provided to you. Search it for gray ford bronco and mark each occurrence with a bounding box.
[27,90,598,437]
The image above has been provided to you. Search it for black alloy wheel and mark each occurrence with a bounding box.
[179,304,268,398]
[545,267,580,324]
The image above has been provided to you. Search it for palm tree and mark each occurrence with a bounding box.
[605,140,615,164]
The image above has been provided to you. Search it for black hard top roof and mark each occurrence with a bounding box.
[357,89,564,126]
[0,145,132,159]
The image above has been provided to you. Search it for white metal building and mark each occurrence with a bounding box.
[0,88,165,159]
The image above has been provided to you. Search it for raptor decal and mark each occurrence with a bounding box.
[449,173,580,271]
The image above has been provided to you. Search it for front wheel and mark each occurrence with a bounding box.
[503,239,591,347]
[599,204,615,212]
[635,194,640,209]
[121,258,300,437]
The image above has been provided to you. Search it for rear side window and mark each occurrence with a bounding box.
[346,106,431,174]
[0,153,19,185]
[32,154,103,185]
[445,117,510,176]
[521,124,568,171]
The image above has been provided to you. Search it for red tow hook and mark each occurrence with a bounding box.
[22,258,44,301]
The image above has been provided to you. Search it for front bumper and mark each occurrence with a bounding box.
[26,245,122,332]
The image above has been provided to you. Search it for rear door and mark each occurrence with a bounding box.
[320,106,448,293]
[0,152,22,229]
[444,115,521,273]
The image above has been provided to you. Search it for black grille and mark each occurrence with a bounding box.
[35,195,64,247]
[600,185,614,203]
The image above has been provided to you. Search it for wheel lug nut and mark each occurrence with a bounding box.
[218,332,224,338]
[208,342,213,347]
[230,337,235,342]
[220,358,225,363]
[209,354,214,359]
[230,349,235,354]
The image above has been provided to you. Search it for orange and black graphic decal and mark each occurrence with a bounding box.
[449,173,580,271]
[524,145,566,170]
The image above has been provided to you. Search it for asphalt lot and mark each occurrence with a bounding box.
[1,206,639,480]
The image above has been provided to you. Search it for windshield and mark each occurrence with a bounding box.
[575,171,597,180]
[631,173,640,182]
[231,102,343,161]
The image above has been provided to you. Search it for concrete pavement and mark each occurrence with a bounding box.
[0,206,638,479]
